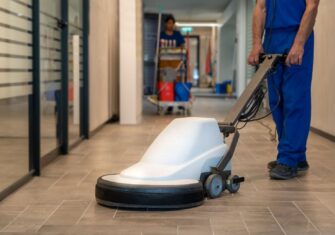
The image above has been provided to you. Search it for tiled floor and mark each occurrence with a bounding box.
[1,98,335,235]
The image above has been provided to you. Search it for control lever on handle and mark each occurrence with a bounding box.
[259,53,267,64]
[258,53,287,65]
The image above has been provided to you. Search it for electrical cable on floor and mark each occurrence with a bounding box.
[257,119,277,142]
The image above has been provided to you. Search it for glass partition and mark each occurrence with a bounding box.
[39,0,63,156]
[0,0,88,199]
[0,0,32,191]
[68,0,83,145]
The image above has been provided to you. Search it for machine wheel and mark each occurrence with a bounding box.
[205,174,224,199]
[226,175,241,194]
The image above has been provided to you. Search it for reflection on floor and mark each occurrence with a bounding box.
[1,97,335,234]
[0,102,82,192]
[0,98,29,191]
[0,138,28,191]
[41,108,81,157]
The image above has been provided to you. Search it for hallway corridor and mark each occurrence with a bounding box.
[1,98,335,235]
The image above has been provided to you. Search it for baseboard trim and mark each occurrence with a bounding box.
[108,114,119,123]
[89,115,119,138]
[41,138,85,168]
[311,127,335,142]
[0,172,34,201]
[69,138,85,151]
[41,148,61,167]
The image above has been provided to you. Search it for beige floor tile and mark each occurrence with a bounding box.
[269,204,321,235]
[2,205,57,233]
[177,225,212,235]
[0,98,335,234]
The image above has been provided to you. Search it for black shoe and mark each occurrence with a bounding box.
[268,160,309,172]
[270,164,298,180]
[165,106,173,115]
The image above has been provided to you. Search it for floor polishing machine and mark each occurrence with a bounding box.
[95,54,285,209]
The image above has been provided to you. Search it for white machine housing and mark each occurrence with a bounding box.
[102,118,230,185]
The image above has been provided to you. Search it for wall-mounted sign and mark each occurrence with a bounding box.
[181,27,193,34]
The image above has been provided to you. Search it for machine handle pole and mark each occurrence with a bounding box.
[212,130,240,172]
[219,54,285,129]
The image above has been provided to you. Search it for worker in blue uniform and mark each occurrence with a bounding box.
[160,15,186,114]
[160,15,185,48]
[248,0,320,180]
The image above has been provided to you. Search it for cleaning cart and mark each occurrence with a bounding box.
[148,47,193,116]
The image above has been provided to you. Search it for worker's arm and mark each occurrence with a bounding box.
[286,0,320,65]
[248,0,266,66]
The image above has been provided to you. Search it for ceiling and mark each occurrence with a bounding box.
[143,0,232,22]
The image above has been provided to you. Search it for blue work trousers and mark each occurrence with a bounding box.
[264,27,314,168]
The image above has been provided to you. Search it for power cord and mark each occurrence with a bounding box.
[236,68,281,130]
[257,119,278,142]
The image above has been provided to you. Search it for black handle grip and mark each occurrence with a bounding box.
[259,54,287,64]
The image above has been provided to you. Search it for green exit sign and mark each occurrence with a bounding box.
[181,27,193,34]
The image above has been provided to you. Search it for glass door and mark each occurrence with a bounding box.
[0,0,32,191]
[39,0,63,156]
[68,0,84,145]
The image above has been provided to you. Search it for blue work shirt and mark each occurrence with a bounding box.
[160,31,185,48]
[265,0,306,29]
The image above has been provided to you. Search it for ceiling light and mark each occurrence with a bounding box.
[176,22,221,27]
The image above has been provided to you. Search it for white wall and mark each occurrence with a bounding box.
[218,18,236,83]
[217,0,237,26]
[119,0,143,125]
[108,0,120,118]
[311,1,335,136]
[89,0,119,132]
[246,0,256,83]
[235,0,247,96]
[217,0,251,94]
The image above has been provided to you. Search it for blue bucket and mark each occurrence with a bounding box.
[175,82,192,101]
[215,84,223,94]
[215,81,232,94]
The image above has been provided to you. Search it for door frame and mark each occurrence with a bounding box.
[186,35,201,85]
[61,0,69,154]
[187,35,200,71]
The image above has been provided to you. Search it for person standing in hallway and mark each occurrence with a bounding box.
[160,15,186,114]
[248,0,320,180]
[160,15,185,49]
